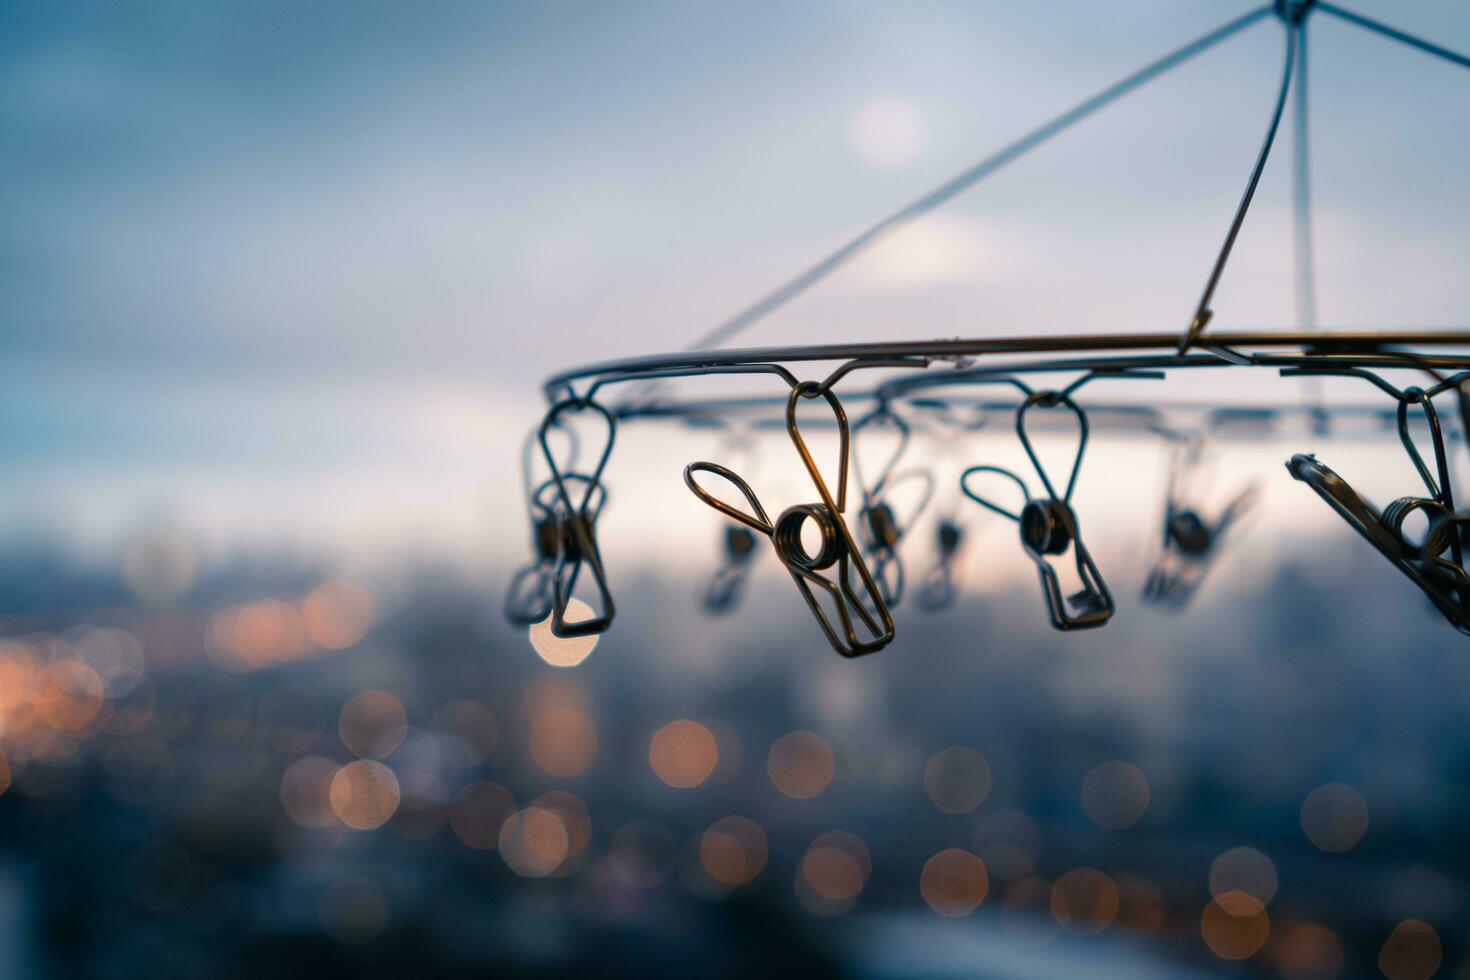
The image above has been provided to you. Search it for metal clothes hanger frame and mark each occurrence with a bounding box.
[510,1,1470,651]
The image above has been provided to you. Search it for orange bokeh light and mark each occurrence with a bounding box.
[33,660,105,732]
[699,816,768,887]
[767,730,835,799]
[329,760,401,830]
[1202,891,1270,960]
[449,780,516,850]
[529,707,598,778]
[339,690,408,759]
[648,719,719,789]
[302,580,373,650]
[920,848,989,917]
[1050,868,1119,936]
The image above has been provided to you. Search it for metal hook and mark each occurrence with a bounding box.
[1141,434,1259,609]
[533,398,617,638]
[959,392,1113,630]
[684,382,895,657]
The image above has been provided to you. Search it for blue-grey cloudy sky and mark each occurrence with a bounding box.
[2,1,1467,557]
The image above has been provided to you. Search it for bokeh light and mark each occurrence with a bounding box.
[97,676,156,737]
[1201,891,1270,960]
[852,95,924,169]
[1377,919,1441,980]
[533,790,592,870]
[329,760,401,830]
[1272,921,1344,979]
[1050,868,1119,935]
[75,627,146,697]
[529,707,598,778]
[922,745,991,814]
[1080,760,1149,830]
[699,816,768,888]
[766,730,835,799]
[1300,782,1369,852]
[1114,873,1165,933]
[338,690,408,758]
[229,599,310,668]
[431,699,498,767]
[528,599,600,667]
[122,528,196,604]
[279,755,339,828]
[920,848,988,917]
[1209,846,1278,905]
[449,780,515,850]
[499,805,570,877]
[800,829,872,912]
[302,580,373,650]
[973,808,1043,881]
[33,660,104,732]
[648,719,718,788]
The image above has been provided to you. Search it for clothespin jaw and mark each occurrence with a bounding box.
[1285,379,1470,634]
[1142,434,1259,609]
[537,398,617,638]
[506,417,591,627]
[683,382,895,657]
[1289,449,1470,636]
[960,389,1114,630]
[1020,497,1112,630]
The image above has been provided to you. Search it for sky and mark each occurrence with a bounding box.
[2,0,1467,561]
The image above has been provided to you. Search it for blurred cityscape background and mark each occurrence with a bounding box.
[3,1,1470,978]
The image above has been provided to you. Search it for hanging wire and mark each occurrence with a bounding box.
[1290,19,1328,432]
[1178,14,1301,354]
[1291,23,1318,334]
[687,6,1274,353]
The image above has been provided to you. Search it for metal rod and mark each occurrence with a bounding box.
[544,330,1470,398]
[1292,23,1318,332]
[1315,2,1470,72]
[1178,18,1300,354]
